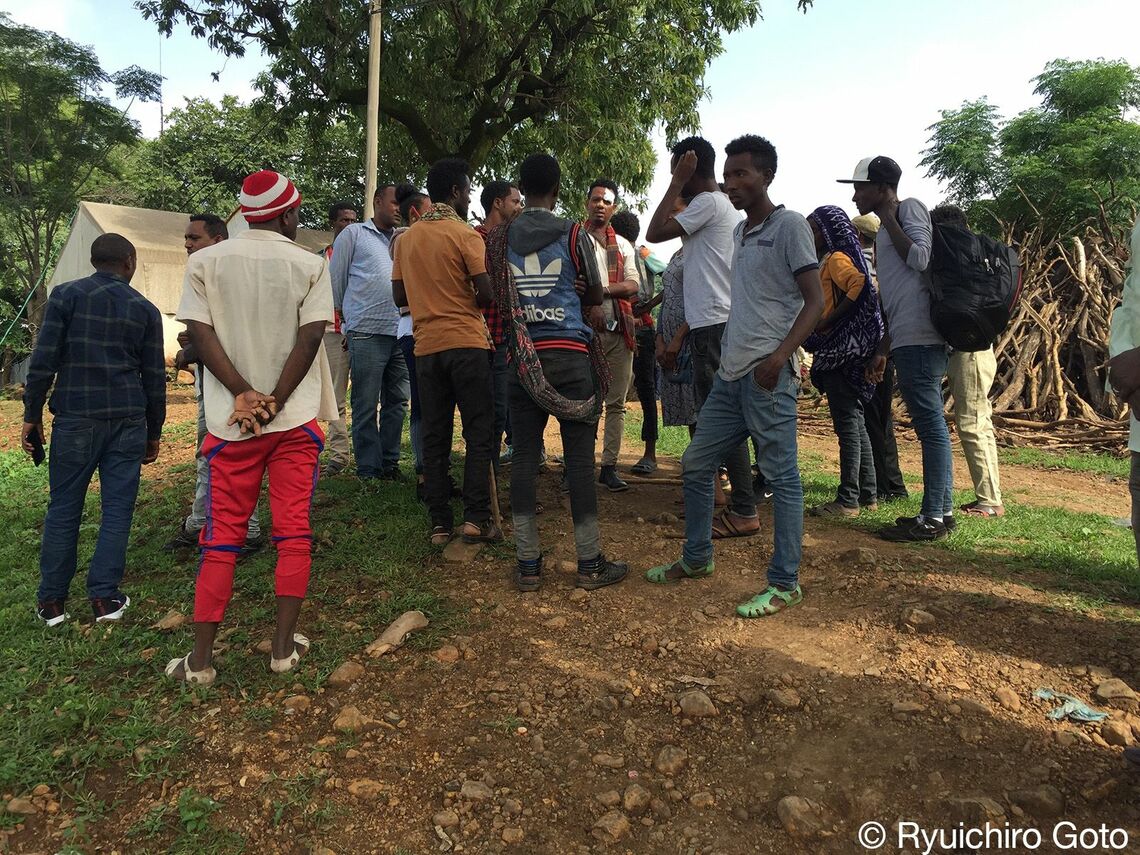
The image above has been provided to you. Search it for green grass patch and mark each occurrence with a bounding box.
[799,458,1140,603]
[998,446,1129,479]
[0,439,453,798]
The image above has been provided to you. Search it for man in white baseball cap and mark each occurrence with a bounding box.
[841,155,953,543]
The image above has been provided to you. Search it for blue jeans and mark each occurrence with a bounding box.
[892,344,953,519]
[347,332,410,477]
[38,414,146,603]
[398,335,423,474]
[681,365,802,589]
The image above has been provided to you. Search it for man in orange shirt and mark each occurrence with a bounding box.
[392,158,499,546]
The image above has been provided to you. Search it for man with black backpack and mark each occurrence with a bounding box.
[932,204,1004,518]
[842,156,955,542]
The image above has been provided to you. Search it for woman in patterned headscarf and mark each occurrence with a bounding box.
[803,204,884,518]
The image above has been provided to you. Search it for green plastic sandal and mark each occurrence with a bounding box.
[736,585,802,618]
[645,558,715,585]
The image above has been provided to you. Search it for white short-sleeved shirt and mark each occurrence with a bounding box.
[177,230,337,441]
[673,190,741,331]
[587,231,639,325]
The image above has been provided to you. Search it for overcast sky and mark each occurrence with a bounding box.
[8,0,1140,251]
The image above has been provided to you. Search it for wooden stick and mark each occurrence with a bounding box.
[488,461,503,531]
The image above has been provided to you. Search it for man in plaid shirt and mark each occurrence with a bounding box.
[22,233,166,626]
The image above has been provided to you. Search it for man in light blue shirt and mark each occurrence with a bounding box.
[330,184,410,480]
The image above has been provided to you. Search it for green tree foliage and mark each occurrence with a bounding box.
[0,13,159,368]
[921,59,1140,239]
[102,96,366,229]
[136,0,811,197]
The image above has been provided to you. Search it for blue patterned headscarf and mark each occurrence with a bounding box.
[808,205,872,285]
[803,205,883,400]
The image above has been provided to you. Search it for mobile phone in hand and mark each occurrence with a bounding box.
[28,429,45,466]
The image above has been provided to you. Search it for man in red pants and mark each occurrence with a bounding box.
[166,169,336,685]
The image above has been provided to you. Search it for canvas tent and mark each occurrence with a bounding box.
[47,201,332,361]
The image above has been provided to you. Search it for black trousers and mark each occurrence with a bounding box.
[416,347,494,530]
[633,326,659,443]
[863,357,908,498]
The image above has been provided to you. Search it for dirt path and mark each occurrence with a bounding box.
[5,398,1140,854]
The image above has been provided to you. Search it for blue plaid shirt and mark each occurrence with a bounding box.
[23,271,167,440]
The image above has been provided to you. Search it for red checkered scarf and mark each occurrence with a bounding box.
[484,222,610,422]
[593,224,637,351]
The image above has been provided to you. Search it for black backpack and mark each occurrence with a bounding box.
[928,223,1023,351]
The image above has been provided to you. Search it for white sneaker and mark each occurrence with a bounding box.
[93,594,130,623]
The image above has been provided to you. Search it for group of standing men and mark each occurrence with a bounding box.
[21,128,1012,679]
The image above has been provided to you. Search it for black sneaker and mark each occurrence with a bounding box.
[881,517,948,542]
[515,558,542,593]
[379,467,405,482]
[576,555,629,590]
[878,492,910,503]
[92,594,130,623]
[598,466,629,493]
[37,600,69,627]
[163,523,200,551]
[895,514,957,533]
[238,534,265,561]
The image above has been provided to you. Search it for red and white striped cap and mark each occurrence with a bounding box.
[239,170,301,223]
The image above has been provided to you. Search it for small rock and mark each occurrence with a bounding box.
[568,588,588,603]
[994,687,1021,712]
[892,701,925,716]
[592,810,631,842]
[1101,720,1133,747]
[255,639,274,654]
[839,547,877,566]
[139,647,157,661]
[544,616,567,629]
[503,798,522,815]
[678,690,718,718]
[767,688,801,710]
[899,607,936,631]
[945,796,1006,825]
[650,798,672,820]
[283,695,311,712]
[502,827,524,844]
[1054,730,1079,748]
[623,784,651,815]
[957,698,990,716]
[151,610,188,631]
[654,745,688,776]
[1095,679,1138,710]
[596,790,621,807]
[1008,785,1065,819]
[689,791,715,809]
[776,796,830,838]
[334,705,369,732]
[347,779,385,800]
[433,809,460,828]
[327,660,366,688]
[592,753,625,769]
[435,645,461,664]
[31,785,50,797]
[732,806,749,822]
[460,780,494,801]
[5,797,37,815]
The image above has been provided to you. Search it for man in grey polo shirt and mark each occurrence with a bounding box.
[645,135,757,535]
[843,156,953,542]
[647,134,823,618]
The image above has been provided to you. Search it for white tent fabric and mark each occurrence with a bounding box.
[47,202,332,361]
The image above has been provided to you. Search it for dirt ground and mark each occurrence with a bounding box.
[5,398,1140,854]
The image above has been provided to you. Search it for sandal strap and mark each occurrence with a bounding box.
[737,585,801,617]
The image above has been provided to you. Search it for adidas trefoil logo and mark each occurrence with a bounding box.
[510,253,562,298]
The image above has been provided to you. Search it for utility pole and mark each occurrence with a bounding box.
[363,0,382,219]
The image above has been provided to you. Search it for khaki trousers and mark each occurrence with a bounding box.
[599,330,634,467]
[323,331,351,465]
[948,347,1002,507]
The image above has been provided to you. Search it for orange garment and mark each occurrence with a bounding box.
[391,218,491,356]
[819,251,866,321]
